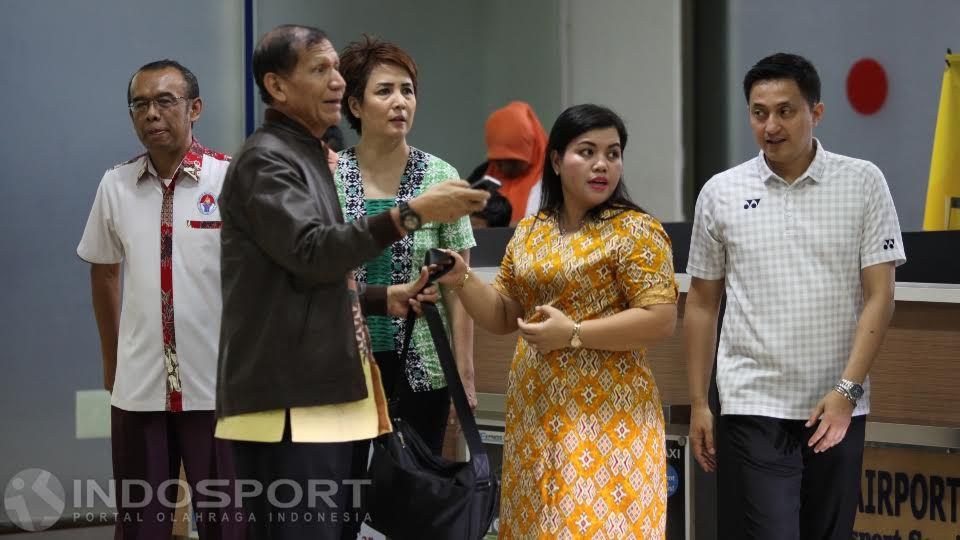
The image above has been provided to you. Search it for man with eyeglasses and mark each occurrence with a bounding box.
[78,59,240,539]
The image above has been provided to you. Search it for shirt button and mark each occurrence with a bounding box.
[786,212,793,218]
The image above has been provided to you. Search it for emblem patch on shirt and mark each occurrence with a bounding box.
[882,238,896,250]
[197,192,218,215]
[743,198,761,209]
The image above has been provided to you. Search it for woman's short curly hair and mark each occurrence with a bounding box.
[338,34,418,134]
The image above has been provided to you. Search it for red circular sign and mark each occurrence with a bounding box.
[846,58,888,115]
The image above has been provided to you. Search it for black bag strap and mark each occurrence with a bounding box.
[390,311,416,406]
[390,247,454,405]
[394,251,492,481]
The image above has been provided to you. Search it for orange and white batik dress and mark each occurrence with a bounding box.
[492,209,678,539]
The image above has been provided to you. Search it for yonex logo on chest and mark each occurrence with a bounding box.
[743,198,761,209]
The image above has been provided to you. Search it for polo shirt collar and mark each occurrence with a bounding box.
[136,138,206,183]
[757,138,829,186]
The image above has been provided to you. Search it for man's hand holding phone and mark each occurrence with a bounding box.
[469,175,502,191]
[408,180,490,224]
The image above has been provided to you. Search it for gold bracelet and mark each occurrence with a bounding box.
[457,267,472,289]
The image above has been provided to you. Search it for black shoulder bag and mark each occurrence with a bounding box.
[366,249,500,540]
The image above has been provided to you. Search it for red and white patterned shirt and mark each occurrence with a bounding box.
[78,140,230,412]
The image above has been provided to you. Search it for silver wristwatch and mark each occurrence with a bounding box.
[835,378,864,405]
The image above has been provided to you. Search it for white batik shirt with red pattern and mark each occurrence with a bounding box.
[78,139,230,412]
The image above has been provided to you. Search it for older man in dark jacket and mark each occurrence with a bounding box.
[215,24,489,540]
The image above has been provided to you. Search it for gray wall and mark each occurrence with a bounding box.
[478,0,564,141]
[0,0,245,520]
[565,0,686,222]
[727,0,960,231]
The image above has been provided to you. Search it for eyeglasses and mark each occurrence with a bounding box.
[128,95,189,114]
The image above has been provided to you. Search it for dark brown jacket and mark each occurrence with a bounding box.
[216,109,402,417]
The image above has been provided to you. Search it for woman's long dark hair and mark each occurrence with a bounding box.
[537,104,645,223]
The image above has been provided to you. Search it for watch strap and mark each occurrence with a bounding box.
[834,385,857,406]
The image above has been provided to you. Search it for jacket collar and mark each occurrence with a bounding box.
[263,108,324,144]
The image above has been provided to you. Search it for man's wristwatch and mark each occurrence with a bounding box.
[569,322,582,348]
[835,378,864,405]
[397,200,422,232]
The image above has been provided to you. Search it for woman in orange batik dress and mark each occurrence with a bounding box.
[442,104,678,539]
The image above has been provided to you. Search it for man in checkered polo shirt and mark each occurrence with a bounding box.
[683,53,905,539]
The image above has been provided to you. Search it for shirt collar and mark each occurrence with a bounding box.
[756,138,829,186]
[136,138,206,183]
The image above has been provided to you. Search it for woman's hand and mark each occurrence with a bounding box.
[434,249,468,287]
[516,305,575,354]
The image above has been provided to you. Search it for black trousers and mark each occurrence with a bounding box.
[716,414,866,540]
[374,349,451,455]
[230,412,365,540]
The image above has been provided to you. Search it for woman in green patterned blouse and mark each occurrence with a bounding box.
[334,35,477,455]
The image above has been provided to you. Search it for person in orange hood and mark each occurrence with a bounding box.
[483,101,547,224]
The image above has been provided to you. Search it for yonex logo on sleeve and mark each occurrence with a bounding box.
[882,239,895,250]
[743,199,760,209]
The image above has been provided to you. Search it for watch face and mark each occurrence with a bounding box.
[403,213,420,230]
[849,384,864,399]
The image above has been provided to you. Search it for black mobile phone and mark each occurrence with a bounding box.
[470,175,502,191]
